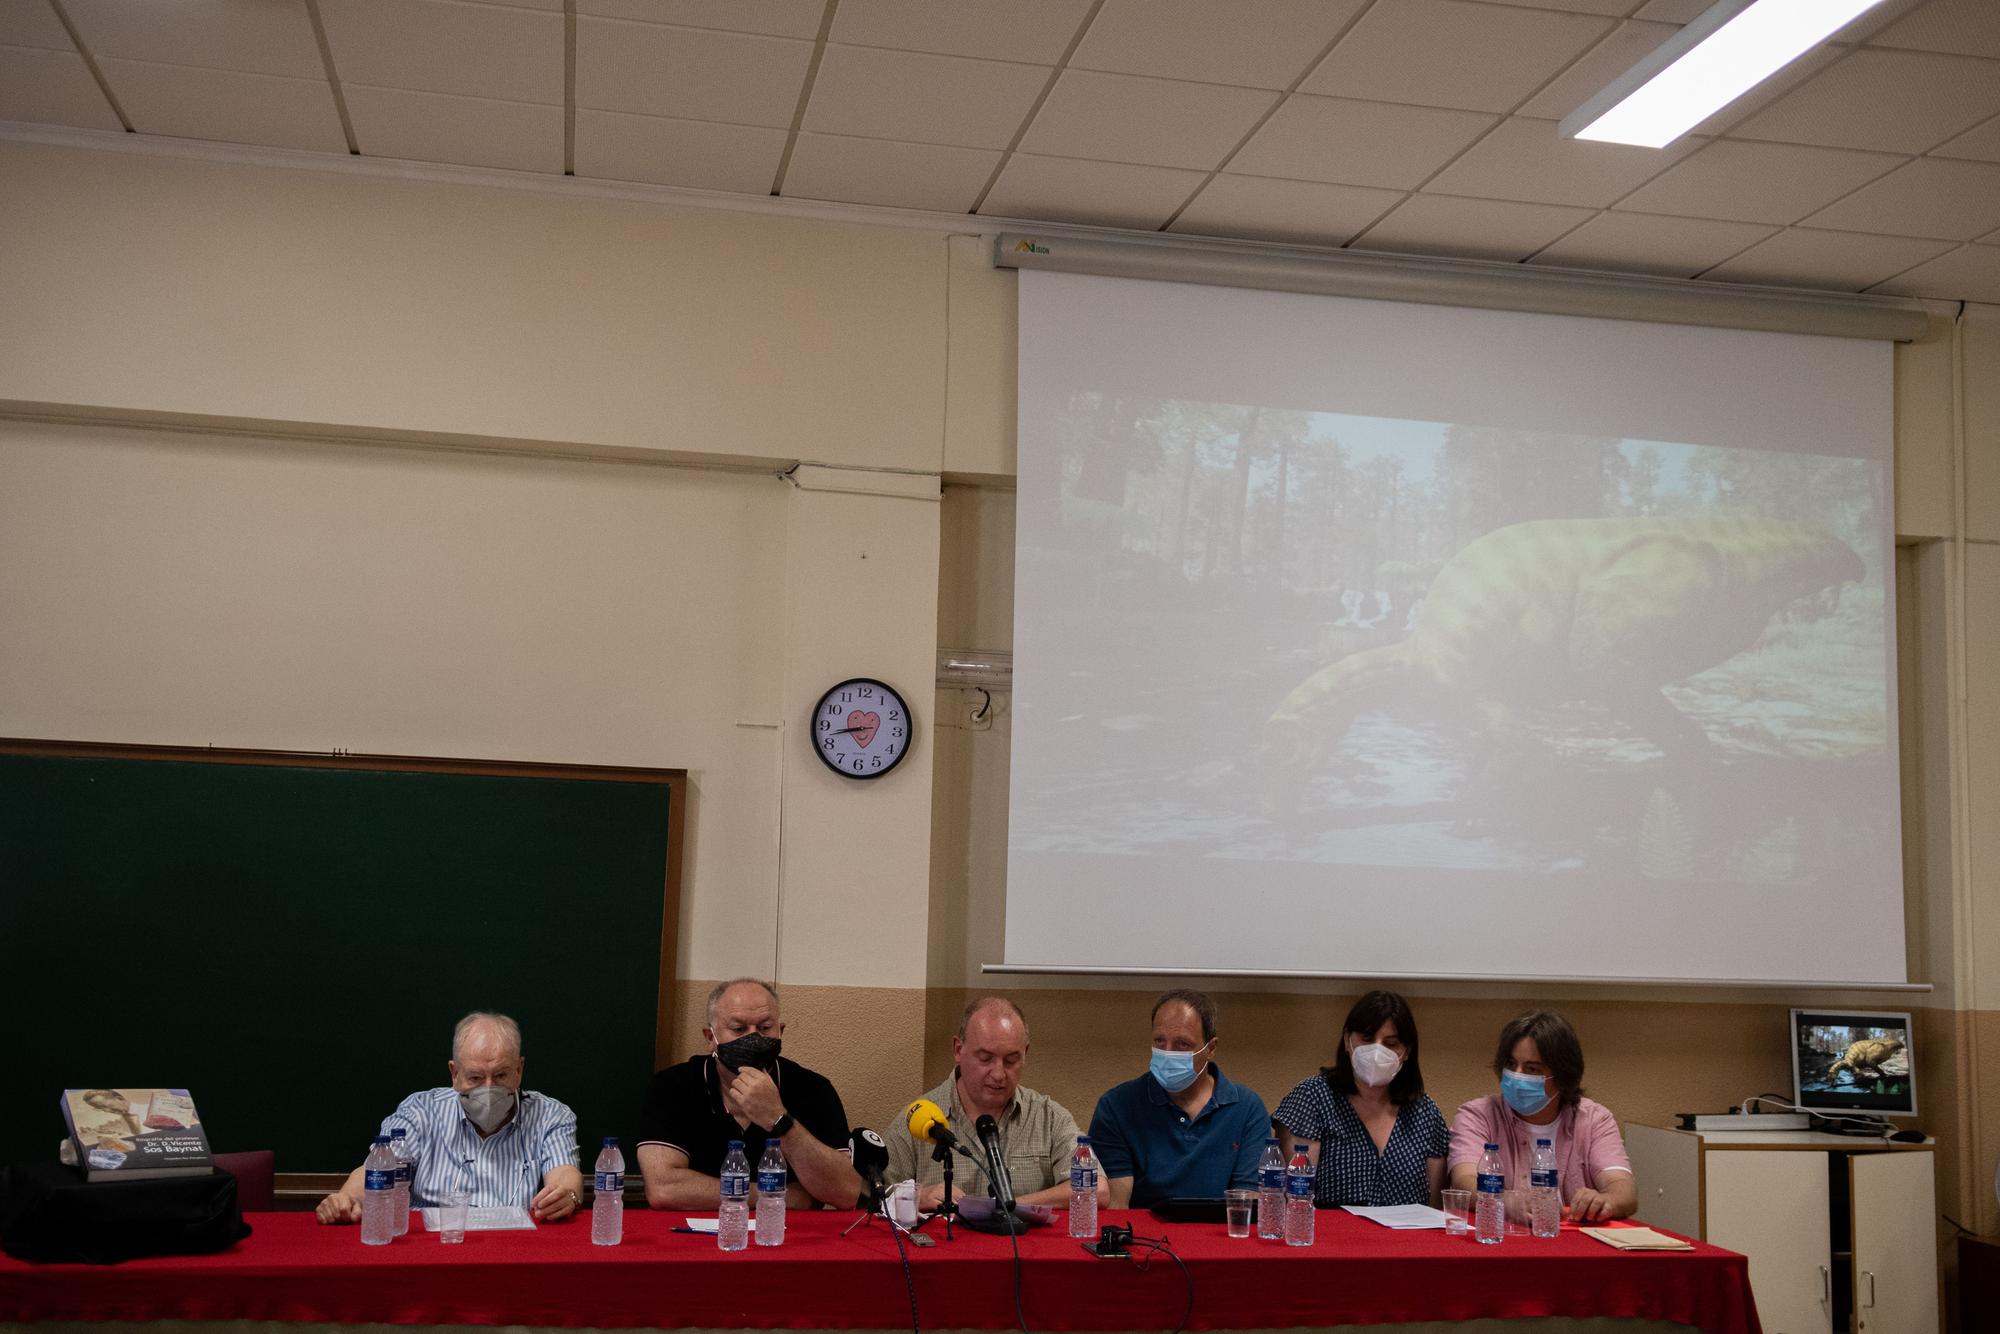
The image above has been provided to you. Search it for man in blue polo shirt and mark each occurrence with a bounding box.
[1089,989,1271,1208]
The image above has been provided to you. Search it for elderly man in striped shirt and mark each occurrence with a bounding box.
[315,1012,583,1225]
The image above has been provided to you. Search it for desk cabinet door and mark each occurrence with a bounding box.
[1705,1150,1831,1334]
[1851,1152,1938,1334]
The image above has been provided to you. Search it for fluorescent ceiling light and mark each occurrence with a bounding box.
[1559,0,1890,149]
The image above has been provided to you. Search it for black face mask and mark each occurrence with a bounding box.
[714,1032,782,1072]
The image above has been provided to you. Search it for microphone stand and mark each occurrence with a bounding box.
[932,1141,958,1241]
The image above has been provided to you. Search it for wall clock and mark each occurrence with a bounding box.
[812,678,912,780]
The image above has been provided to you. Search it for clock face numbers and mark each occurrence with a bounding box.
[813,678,911,780]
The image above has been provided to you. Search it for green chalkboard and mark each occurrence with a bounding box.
[0,741,685,1178]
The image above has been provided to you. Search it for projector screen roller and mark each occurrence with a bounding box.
[1007,270,1903,985]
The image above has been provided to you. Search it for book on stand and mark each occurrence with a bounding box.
[60,1089,213,1181]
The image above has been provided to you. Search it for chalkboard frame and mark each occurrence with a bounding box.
[1,736,688,1194]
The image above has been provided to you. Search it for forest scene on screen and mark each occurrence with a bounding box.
[1015,394,1891,884]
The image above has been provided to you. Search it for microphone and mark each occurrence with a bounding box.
[850,1127,892,1211]
[973,1113,1017,1213]
[904,1098,958,1149]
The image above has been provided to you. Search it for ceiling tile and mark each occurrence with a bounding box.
[0,1,71,49]
[577,0,826,38]
[575,17,811,126]
[318,0,562,105]
[1465,0,1637,13]
[0,44,120,129]
[804,45,1049,150]
[1426,115,1696,207]
[1231,95,1494,190]
[1353,194,1596,261]
[95,56,345,151]
[1630,0,1710,19]
[1302,0,1611,114]
[1867,0,2000,61]
[62,0,323,78]
[1801,156,2000,239]
[830,0,1094,65]
[1869,242,2000,302]
[1727,49,2000,155]
[783,132,1000,212]
[980,153,1206,228]
[1020,70,1278,170]
[1517,18,1678,119]
[1616,139,1905,224]
[1703,227,1958,291]
[1932,112,2000,163]
[572,107,787,193]
[343,84,562,172]
[1071,0,1368,89]
[1169,173,1403,246]
[1528,211,1776,277]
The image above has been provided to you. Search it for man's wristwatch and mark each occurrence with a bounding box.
[765,1111,796,1138]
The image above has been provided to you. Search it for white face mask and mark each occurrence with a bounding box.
[459,1084,518,1133]
[1350,1042,1403,1088]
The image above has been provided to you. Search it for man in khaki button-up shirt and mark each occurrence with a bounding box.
[885,997,1109,1215]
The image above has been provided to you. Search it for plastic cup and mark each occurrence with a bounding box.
[1224,1189,1255,1238]
[1442,1189,1473,1236]
[440,1190,468,1244]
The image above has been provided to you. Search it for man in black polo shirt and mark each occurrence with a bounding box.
[635,978,861,1209]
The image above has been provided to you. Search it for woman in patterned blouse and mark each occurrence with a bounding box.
[1273,991,1449,1208]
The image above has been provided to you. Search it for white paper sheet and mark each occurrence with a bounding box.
[1340,1204,1450,1229]
[682,1217,757,1234]
[418,1206,536,1231]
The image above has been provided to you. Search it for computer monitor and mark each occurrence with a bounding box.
[1791,1009,1917,1118]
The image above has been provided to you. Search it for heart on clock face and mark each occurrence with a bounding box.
[847,711,881,749]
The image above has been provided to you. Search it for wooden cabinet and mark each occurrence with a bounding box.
[1625,1126,1937,1334]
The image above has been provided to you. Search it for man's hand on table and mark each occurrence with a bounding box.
[1565,1187,1617,1222]
[314,1192,362,1225]
[530,1181,581,1223]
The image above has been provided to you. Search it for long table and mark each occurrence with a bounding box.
[0,1209,1759,1333]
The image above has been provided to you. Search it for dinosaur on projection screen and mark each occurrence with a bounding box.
[1258,516,1866,808]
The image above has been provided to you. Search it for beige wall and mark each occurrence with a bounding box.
[2,142,1996,1307]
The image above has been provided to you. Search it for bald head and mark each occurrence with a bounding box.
[953,997,1028,1119]
[448,1012,523,1094]
[704,978,783,1049]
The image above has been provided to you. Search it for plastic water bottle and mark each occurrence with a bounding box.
[1284,1140,1315,1247]
[1257,1137,1285,1239]
[1475,1142,1505,1245]
[1069,1135,1099,1239]
[388,1128,411,1237]
[592,1137,625,1246]
[718,1139,750,1251]
[755,1139,786,1247]
[1530,1137,1560,1238]
[361,1136,397,1245]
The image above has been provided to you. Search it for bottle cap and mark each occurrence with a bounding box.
[1485,1142,1499,1151]
[1077,1134,1090,1145]
[604,1135,619,1147]
[372,1135,390,1144]
[727,1139,744,1149]
[1536,1137,1551,1146]
[390,1128,406,1138]
[1266,1135,1279,1144]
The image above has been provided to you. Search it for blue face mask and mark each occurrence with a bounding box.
[1500,1069,1552,1116]
[1150,1042,1211,1094]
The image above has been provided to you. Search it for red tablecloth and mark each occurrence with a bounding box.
[0,1209,1759,1333]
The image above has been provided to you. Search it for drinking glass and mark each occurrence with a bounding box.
[440,1190,468,1244]
[1224,1189,1255,1238]
[1441,1188,1473,1236]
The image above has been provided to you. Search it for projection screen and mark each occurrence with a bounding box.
[1006,269,1904,985]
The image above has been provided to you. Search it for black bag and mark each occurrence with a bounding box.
[0,1160,251,1264]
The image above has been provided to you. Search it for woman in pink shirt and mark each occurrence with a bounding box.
[1447,1010,1637,1222]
